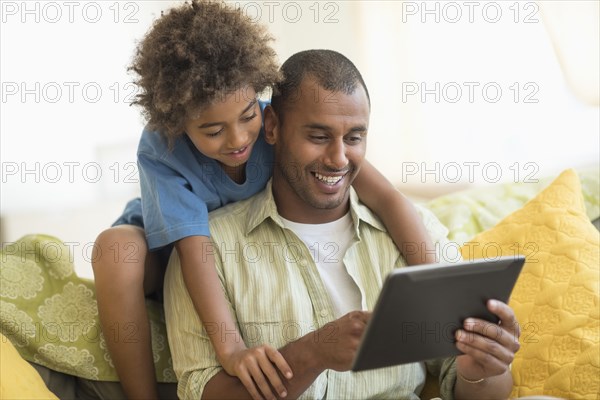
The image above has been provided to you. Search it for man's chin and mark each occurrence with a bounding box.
[309,193,348,210]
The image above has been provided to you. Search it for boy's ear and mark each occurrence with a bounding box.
[263,105,279,145]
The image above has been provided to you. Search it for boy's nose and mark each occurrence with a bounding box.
[226,127,248,150]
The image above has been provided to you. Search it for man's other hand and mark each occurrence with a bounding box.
[311,311,371,372]
[454,299,521,382]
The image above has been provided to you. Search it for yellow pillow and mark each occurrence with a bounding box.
[460,169,599,399]
[0,333,58,400]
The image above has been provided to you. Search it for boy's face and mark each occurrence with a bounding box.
[264,77,370,223]
[184,86,261,169]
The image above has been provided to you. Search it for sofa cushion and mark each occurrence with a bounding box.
[427,166,599,245]
[460,169,599,398]
[1,332,58,399]
[0,235,176,382]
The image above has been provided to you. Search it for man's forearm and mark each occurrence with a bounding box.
[202,332,324,399]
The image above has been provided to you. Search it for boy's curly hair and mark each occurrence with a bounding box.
[129,0,281,142]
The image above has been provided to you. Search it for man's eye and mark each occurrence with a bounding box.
[310,135,327,142]
[346,136,363,144]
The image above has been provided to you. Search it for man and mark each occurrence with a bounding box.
[163,50,521,399]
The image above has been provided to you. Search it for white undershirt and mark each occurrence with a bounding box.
[281,214,362,318]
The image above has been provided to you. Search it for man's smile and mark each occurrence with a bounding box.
[313,171,348,186]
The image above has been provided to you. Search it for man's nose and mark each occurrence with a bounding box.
[325,139,348,170]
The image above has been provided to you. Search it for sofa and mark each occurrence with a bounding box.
[1,167,598,399]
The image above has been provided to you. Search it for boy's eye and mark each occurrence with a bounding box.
[243,112,257,122]
[206,129,223,137]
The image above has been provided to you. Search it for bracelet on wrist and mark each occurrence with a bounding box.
[458,372,486,384]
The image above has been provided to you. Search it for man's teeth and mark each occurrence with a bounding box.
[232,147,245,154]
[315,172,343,185]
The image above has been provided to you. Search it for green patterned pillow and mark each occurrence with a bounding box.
[0,234,176,382]
[426,166,599,245]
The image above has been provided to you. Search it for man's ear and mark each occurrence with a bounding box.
[263,105,279,145]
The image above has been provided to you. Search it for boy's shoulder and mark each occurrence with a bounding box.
[137,127,201,166]
[137,128,170,156]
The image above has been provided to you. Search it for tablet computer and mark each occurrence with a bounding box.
[351,255,525,372]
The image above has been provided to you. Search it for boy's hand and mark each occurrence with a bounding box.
[221,345,293,400]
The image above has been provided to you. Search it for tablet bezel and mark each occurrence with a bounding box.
[351,255,525,372]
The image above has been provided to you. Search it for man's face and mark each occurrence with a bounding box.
[265,77,370,223]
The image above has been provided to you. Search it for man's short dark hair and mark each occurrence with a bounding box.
[270,50,370,118]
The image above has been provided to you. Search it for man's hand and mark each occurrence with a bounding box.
[311,311,371,371]
[220,345,293,400]
[454,299,520,398]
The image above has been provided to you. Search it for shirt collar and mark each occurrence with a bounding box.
[245,179,387,237]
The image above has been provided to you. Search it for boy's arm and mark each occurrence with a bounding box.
[353,160,436,265]
[202,333,323,399]
[202,311,370,399]
[175,236,237,353]
[175,236,292,399]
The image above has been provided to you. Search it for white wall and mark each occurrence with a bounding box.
[1,1,168,277]
[358,1,599,190]
[1,1,598,278]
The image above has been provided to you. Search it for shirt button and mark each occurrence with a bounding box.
[300,259,308,267]
[320,309,328,317]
